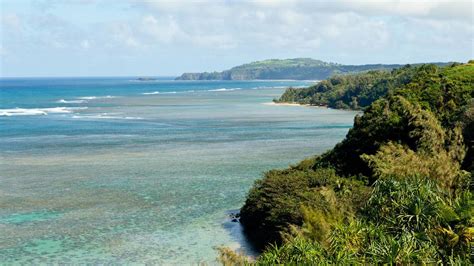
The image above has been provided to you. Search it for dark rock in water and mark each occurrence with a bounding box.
[136,77,156,81]
[227,209,241,222]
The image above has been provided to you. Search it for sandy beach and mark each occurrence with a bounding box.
[263,102,327,108]
[263,102,308,106]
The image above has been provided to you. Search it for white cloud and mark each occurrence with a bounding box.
[108,22,142,48]
[141,15,185,44]
[296,0,472,22]
[80,39,90,49]
[0,44,6,57]
[4,0,471,54]
[2,13,23,31]
[1,0,472,76]
[128,0,471,54]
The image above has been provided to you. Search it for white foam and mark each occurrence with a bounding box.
[56,99,87,104]
[78,95,115,100]
[208,88,241,92]
[142,91,179,95]
[0,107,87,117]
[72,113,143,120]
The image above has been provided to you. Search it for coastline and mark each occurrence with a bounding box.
[263,102,327,108]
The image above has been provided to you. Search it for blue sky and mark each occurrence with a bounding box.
[1,0,473,77]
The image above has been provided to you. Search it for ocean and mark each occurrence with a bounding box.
[0,77,356,263]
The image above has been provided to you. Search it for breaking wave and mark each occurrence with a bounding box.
[208,88,241,92]
[0,107,87,117]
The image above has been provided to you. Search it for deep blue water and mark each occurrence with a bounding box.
[0,77,356,263]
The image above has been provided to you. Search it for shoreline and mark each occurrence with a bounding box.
[262,102,327,108]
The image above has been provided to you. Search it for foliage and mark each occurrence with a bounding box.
[317,95,454,180]
[277,65,418,108]
[239,167,368,247]
[462,100,474,176]
[254,178,473,264]
[234,62,474,264]
[362,142,469,191]
[277,63,473,115]
[365,177,446,233]
[257,236,329,264]
[216,247,252,266]
[395,63,474,127]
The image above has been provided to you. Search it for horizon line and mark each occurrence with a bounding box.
[0,75,179,79]
[1,59,465,79]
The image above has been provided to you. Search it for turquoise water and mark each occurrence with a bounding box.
[0,78,356,263]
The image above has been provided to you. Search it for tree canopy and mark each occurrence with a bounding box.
[225,62,474,265]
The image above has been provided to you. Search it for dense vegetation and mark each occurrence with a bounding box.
[276,63,465,110]
[176,58,450,80]
[221,62,474,264]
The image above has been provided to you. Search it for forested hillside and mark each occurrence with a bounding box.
[176,58,450,81]
[221,62,474,264]
[275,63,469,110]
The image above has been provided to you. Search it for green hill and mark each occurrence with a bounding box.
[276,62,471,111]
[176,58,451,80]
[219,61,474,264]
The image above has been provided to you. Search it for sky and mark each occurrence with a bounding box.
[1,0,473,77]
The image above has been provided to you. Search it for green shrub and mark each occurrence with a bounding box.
[236,63,474,264]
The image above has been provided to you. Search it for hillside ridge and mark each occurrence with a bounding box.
[176,58,452,80]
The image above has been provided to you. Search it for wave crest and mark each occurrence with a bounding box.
[78,95,115,100]
[0,107,87,117]
[208,88,241,92]
[72,113,143,120]
[56,99,87,104]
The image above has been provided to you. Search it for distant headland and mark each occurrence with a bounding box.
[175,58,452,81]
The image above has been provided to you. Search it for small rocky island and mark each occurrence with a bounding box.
[136,77,157,81]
